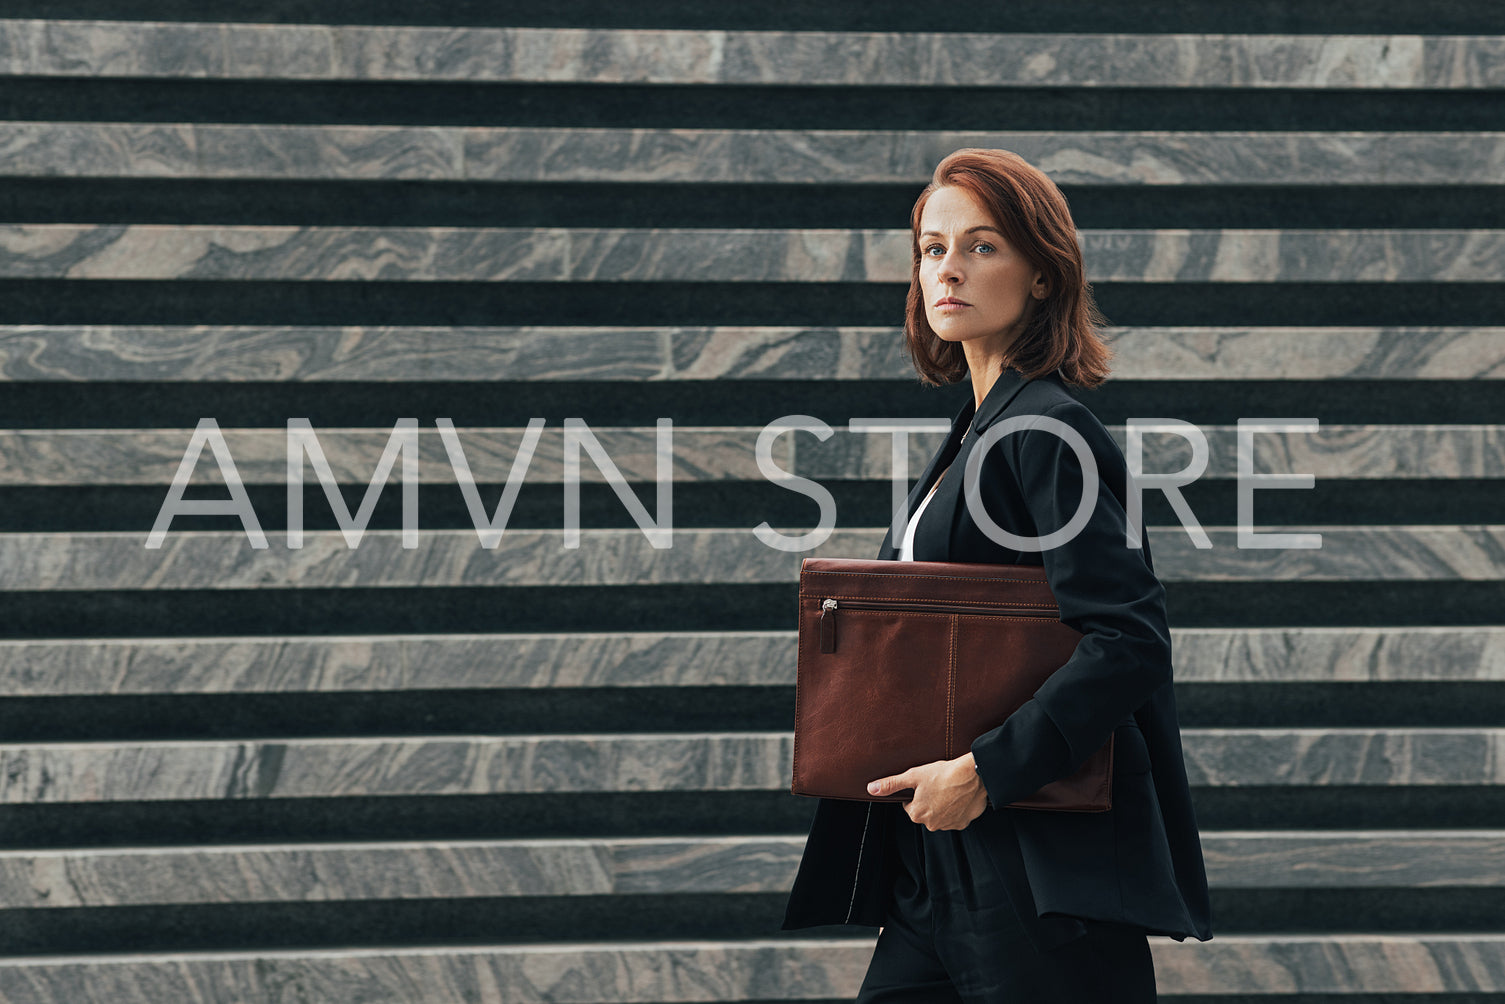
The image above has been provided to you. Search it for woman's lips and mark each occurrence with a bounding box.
[936,301,970,310]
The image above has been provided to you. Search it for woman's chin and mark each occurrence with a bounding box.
[933,329,989,348]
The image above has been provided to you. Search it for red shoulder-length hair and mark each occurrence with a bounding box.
[904,148,1113,389]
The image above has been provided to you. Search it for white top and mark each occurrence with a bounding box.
[901,425,968,561]
[898,478,943,561]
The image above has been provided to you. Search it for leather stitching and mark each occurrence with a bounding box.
[804,571,1044,584]
[805,593,1055,610]
[947,615,958,759]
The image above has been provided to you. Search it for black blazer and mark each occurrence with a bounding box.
[781,365,1214,952]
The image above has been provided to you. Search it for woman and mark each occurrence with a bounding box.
[781,149,1214,1001]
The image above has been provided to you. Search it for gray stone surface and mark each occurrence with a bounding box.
[1199,831,1505,888]
[1,935,1504,1000]
[3,225,1503,282]
[1099,325,1505,381]
[1180,728,1505,786]
[0,939,876,1003]
[0,525,1499,589]
[1149,526,1505,581]
[0,632,798,695]
[2,21,1501,88]
[0,836,805,907]
[0,729,1500,804]
[3,831,1503,908]
[1,423,1499,486]
[2,124,1501,184]
[2,325,1502,382]
[1170,626,1505,683]
[0,528,863,590]
[0,325,683,382]
[0,427,792,485]
[0,626,1499,696]
[815,423,1505,480]
[0,734,799,803]
[1156,935,1505,994]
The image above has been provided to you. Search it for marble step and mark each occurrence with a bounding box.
[4,224,1501,283]
[2,626,1498,696]
[0,424,1499,486]
[1,729,1501,803]
[0,830,1500,908]
[1,325,1503,382]
[1,934,1504,1000]
[3,21,1501,89]
[0,526,1500,589]
[1,123,1500,185]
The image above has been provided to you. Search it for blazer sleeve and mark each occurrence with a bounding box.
[969,398,1173,808]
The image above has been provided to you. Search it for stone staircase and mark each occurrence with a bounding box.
[0,5,1502,1002]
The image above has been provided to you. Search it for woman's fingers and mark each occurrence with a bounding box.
[868,768,918,796]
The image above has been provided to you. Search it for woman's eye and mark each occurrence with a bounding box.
[923,243,993,256]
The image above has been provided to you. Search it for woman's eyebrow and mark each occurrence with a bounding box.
[919,226,1004,238]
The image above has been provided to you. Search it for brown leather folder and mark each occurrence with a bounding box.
[792,557,1113,811]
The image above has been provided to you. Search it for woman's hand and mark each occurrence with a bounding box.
[867,752,991,830]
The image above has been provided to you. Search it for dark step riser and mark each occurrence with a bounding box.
[1,583,1502,639]
[5,80,1503,131]
[3,281,1503,329]
[0,683,1500,741]
[0,887,1501,955]
[5,181,1503,229]
[13,0,1503,33]
[2,788,1503,848]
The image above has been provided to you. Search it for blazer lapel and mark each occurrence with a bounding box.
[907,366,1035,562]
[873,394,974,560]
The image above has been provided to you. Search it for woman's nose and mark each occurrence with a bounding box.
[938,252,963,284]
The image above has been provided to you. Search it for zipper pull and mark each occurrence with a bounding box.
[820,598,838,653]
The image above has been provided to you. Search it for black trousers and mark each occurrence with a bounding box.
[857,809,1158,1003]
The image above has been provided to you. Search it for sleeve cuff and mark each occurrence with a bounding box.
[973,760,995,809]
[969,697,1076,808]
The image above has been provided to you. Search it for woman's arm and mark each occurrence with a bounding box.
[968,398,1174,808]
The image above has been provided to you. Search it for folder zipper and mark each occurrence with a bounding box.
[819,597,1056,654]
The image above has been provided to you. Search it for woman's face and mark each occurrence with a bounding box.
[917,185,1045,359]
